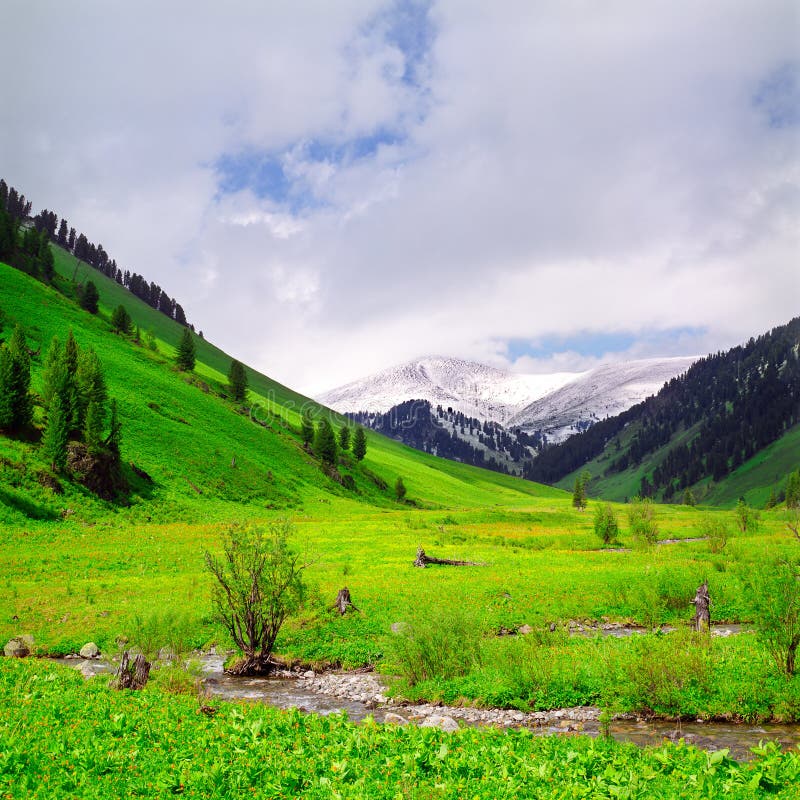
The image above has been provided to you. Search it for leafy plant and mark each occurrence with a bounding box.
[594,503,621,545]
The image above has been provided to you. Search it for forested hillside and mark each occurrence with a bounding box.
[526,317,800,503]
[349,400,546,477]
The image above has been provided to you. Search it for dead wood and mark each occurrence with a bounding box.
[332,586,360,615]
[116,650,151,690]
[691,581,711,632]
[414,547,485,568]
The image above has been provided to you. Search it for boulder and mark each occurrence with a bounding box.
[79,642,100,659]
[383,712,408,726]
[420,715,459,733]
[4,637,30,658]
[517,624,533,635]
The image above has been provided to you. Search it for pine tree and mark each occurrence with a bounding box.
[572,471,589,511]
[228,359,248,402]
[395,476,407,501]
[84,399,104,453]
[176,328,196,371]
[106,399,122,458]
[301,410,315,447]
[314,418,337,464]
[0,325,32,431]
[79,281,100,313]
[111,305,132,334]
[42,392,69,472]
[338,425,351,451]
[76,348,107,433]
[787,470,800,510]
[352,426,367,461]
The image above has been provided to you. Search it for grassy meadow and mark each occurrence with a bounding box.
[2,255,800,794]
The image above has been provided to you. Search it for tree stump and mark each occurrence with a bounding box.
[116,650,151,690]
[414,547,484,568]
[691,581,710,632]
[332,587,359,615]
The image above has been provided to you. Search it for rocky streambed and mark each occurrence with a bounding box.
[43,648,800,761]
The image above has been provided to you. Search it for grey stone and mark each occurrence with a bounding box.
[303,670,315,678]
[4,637,30,658]
[79,642,100,659]
[384,712,408,725]
[420,715,459,733]
[517,624,533,635]
[390,622,407,634]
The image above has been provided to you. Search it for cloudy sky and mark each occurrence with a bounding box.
[3,1,798,394]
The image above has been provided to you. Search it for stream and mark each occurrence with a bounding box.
[53,653,800,761]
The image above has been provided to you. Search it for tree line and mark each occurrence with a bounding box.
[0,178,190,329]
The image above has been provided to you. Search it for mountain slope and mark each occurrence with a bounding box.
[318,356,579,424]
[0,260,565,527]
[529,318,800,505]
[509,357,697,442]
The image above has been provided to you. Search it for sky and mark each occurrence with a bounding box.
[2,0,798,395]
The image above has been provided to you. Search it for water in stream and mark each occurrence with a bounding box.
[196,655,800,761]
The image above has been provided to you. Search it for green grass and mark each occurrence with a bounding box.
[2,659,799,799]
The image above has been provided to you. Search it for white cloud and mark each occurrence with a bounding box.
[2,0,798,395]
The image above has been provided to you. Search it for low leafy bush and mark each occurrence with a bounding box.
[386,604,483,686]
[594,503,621,545]
[627,496,659,545]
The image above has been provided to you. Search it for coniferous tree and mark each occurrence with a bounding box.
[75,347,107,433]
[314,418,337,464]
[67,227,76,251]
[352,426,367,461]
[106,399,122,457]
[79,281,100,313]
[175,328,196,371]
[84,399,104,453]
[394,476,407,501]
[228,359,248,402]
[111,305,132,334]
[301,410,315,447]
[0,325,32,431]
[572,471,589,511]
[42,392,69,472]
[338,425,351,451]
[57,219,68,247]
[787,470,800,510]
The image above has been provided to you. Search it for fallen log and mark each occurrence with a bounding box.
[414,547,485,568]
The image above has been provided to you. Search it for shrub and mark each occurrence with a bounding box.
[699,514,730,553]
[388,605,482,686]
[204,520,307,674]
[734,499,760,533]
[627,496,658,545]
[745,557,800,676]
[593,503,620,545]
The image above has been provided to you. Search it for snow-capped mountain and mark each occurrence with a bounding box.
[317,356,580,424]
[508,356,698,442]
[319,354,698,444]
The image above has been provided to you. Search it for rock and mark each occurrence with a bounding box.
[4,637,30,658]
[158,647,175,662]
[79,642,100,659]
[78,662,96,679]
[384,712,408,726]
[390,622,407,635]
[420,715,459,733]
[303,670,315,678]
[518,624,533,635]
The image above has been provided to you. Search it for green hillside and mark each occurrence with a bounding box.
[556,422,800,509]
